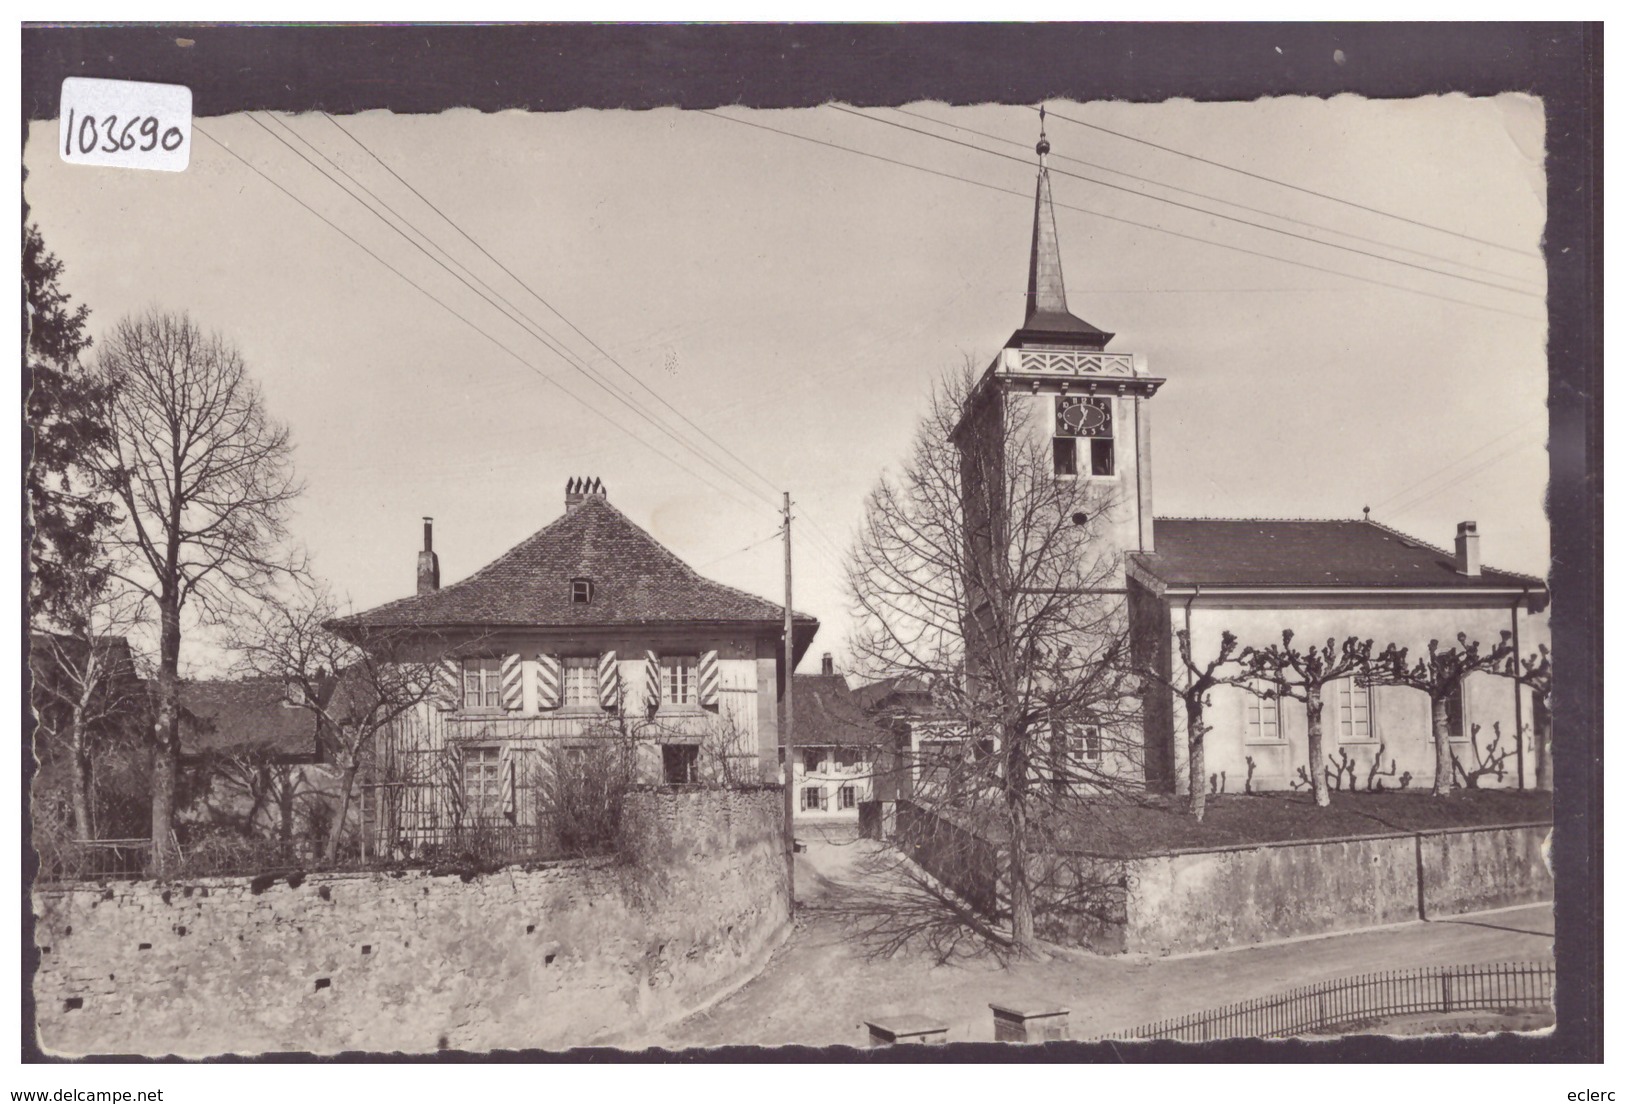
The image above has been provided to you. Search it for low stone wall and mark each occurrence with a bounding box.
[1068,823,1553,956]
[32,787,790,1056]
[894,803,1552,956]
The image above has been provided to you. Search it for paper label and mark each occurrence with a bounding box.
[58,77,192,172]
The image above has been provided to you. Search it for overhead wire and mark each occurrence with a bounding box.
[829,105,1541,300]
[890,105,1542,288]
[1035,104,1543,260]
[1368,419,1546,515]
[697,109,1543,323]
[195,121,770,522]
[240,113,782,521]
[319,112,789,507]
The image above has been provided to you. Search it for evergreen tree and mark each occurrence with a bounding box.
[25,223,116,626]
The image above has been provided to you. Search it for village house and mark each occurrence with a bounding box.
[333,478,817,853]
[176,677,340,842]
[949,124,1550,797]
[782,655,886,828]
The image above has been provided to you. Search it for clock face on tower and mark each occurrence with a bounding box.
[1056,396,1111,438]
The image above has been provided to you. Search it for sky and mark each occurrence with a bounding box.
[23,95,1549,675]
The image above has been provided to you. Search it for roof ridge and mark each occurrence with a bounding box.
[1155,515,1364,523]
[1363,516,1546,585]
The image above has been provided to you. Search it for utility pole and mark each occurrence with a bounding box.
[781,491,796,909]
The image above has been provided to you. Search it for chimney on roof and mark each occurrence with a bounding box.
[566,476,607,510]
[417,517,440,594]
[821,653,834,676]
[1454,520,1481,577]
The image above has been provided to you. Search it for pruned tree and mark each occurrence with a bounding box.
[29,575,148,838]
[1369,632,1514,797]
[25,223,118,625]
[1452,722,1515,789]
[230,579,440,863]
[88,310,302,873]
[1241,632,1375,808]
[1143,629,1247,822]
[1501,643,1553,791]
[846,362,1142,953]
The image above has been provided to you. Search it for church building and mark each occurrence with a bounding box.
[955,119,1549,796]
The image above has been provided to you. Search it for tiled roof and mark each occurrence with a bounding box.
[1131,518,1547,590]
[780,674,888,748]
[177,678,322,759]
[338,496,818,634]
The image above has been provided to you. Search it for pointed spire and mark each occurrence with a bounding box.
[1026,106,1069,324]
[1008,106,1114,351]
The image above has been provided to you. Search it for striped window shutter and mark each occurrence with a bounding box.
[535,653,563,710]
[644,650,662,713]
[597,651,620,710]
[502,758,518,823]
[435,658,460,710]
[444,742,465,812]
[697,650,720,708]
[500,653,524,712]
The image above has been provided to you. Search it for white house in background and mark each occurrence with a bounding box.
[781,656,885,826]
[333,478,817,850]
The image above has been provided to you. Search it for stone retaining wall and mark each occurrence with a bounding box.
[895,802,1552,956]
[32,787,790,1056]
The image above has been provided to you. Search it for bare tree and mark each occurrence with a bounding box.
[88,310,301,873]
[1141,629,1247,823]
[231,579,440,862]
[1501,643,1552,791]
[1369,632,1514,797]
[846,363,1142,953]
[30,574,148,838]
[1241,632,1376,808]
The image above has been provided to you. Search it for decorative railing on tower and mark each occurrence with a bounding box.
[1000,348,1138,378]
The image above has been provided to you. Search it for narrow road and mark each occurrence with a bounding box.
[656,838,1555,1049]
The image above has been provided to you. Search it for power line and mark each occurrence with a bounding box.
[240,113,780,520]
[311,114,857,571]
[1381,438,1543,519]
[318,113,786,507]
[699,109,1543,324]
[195,121,770,522]
[831,105,1541,301]
[1036,104,1543,260]
[891,105,1542,289]
[1368,420,1544,514]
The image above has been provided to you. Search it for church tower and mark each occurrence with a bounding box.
[981,111,1164,580]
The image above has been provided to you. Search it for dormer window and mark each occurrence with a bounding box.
[571,578,594,604]
[283,681,307,708]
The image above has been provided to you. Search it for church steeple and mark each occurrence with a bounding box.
[1009,107,1114,351]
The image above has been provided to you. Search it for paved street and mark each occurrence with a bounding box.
[656,838,1555,1049]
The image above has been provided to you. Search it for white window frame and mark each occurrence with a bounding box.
[1243,691,1284,745]
[662,654,698,706]
[1333,677,1376,743]
[801,785,826,812]
[561,656,598,708]
[461,745,504,820]
[461,657,503,712]
[837,784,857,810]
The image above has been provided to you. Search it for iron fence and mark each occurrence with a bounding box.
[35,838,153,882]
[1102,960,1555,1042]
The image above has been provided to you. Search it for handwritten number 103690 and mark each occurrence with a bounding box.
[64,108,185,157]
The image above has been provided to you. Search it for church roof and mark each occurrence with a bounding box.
[1131,518,1546,591]
[337,494,818,635]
